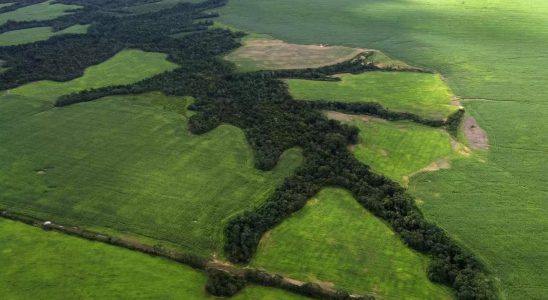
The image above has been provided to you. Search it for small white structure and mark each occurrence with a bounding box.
[43,221,52,226]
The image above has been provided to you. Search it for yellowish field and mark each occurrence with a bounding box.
[225,37,364,71]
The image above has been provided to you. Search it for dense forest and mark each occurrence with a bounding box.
[0,0,492,299]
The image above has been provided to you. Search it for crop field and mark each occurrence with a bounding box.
[252,188,453,299]
[0,24,89,46]
[127,0,203,14]
[332,114,459,184]
[0,0,81,25]
[0,91,301,255]
[7,49,177,103]
[288,72,457,120]
[0,218,308,300]
[0,47,301,255]
[220,1,548,298]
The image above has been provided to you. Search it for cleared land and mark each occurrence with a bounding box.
[220,1,548,297]
[0,218,308,299]
[0,24,89,46]
[0,52,302,255]
[0,25,89,47]
[333,114,459,184]
[288,72,457,120]
[224,37,364,72]
[252,188,453,300]
[0,0,81,25]
[7,49,177,102]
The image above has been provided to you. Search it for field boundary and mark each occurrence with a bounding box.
[0,209,373,300]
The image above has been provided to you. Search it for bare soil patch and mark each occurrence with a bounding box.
[463,116,489,150]
[225,38,365,70]
[324,111,376,123]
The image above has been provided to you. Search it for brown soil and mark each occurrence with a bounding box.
[226,38,366,70]
[451,97,463,107]
[463,116,489,150]
[403,158,451,186]
[324,111,376,123]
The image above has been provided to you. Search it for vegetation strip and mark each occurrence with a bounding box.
[0,209,372,300]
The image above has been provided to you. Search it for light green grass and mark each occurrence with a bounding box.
[127,0,203,14]
[220,1,548,297]
[0,218,209,299]
[0,0,81,25]
[252,188,453,300]
[0,89,301,256]
[349,118,456,184]
[8,49,177,102]
[288,72,456,120]
[0,47,302,255]
[0,24,89,46]
[0,218,308,299]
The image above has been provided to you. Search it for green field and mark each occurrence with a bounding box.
[0,218,308,300]
[7,49,177,102]
[0,92,302,255]
[288,72,457,120]
[0,24,89,46]
[346,117,458,184]
[127,0,203,14]
[0,50,302,255]
[220,1,548,298]
[252,188,453,299]
[0,0,81,25]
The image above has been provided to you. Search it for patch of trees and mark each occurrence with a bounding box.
[0,0,234,89]
[205,269,246,297]
[1,1,492,299]
[304,100,446,127]
[245,269,374,300]
[445,108,466,137]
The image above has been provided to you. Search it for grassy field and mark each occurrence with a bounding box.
[220,1,548,298]
[288,72,457,120]
[0,50,302,255]
[127,0,203,14]
[0,24,89,46]
[343,116,458,184]
[0,0,81,25]
[0,218,308,299]
[252,188,453,300]
[7,49,177,102]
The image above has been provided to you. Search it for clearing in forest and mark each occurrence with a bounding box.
[0,0,81,25]
[224,36,364,72]
[6,49,177,103]
[288,72,457,120]
[332,114,462,184]
[0,218,307,300]
[252,188,453,300]
[0,25,89,46]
